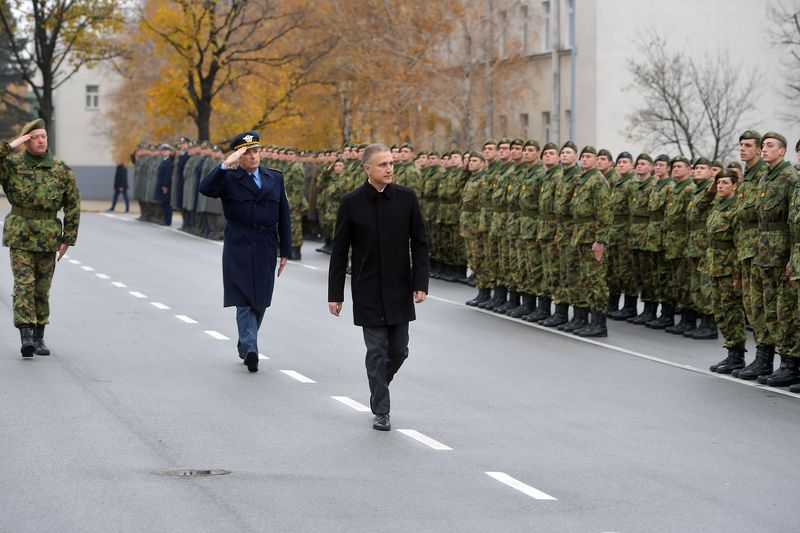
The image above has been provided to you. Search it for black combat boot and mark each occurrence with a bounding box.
[33,325,50,356]
[440,264,457,282]
[466,288,491,307]
[577,310,608,338]
[525,295,551,322]
[628,301,656,325]
[508,293,535,318]
[486,286,508,310]
[560,306,588,332]
[735,344,775,380]
[540,303,569,327]
[496,289,519,314]
[710,344,746,374]
[571,307,593,336]
[291,246,302,260]
[611,294,638,320]
[607,294,620,315]
[479,286,503,309]
[766,356,800,387]
[685,314,718,339]
[645,303,675,330]
[666,308,696,334]
[19,325,35,358]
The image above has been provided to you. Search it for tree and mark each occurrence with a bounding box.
[0,0,124,151]
[625,34,759,161]
[0,0,29,139]
[767,0,800,125]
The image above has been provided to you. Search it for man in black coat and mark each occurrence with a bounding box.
[154,143,174,226]
[108,161,129,212]
[200,131,292,373]
[328,143,429,431]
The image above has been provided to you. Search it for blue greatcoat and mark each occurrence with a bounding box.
[154,157,173,203]
[199,165,292,309]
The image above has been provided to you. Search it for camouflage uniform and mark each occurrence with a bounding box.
[442,167,469,269]
[284,161,308,249]
[479,159,502,287]
[663,177,696,310]
[504,164,525,291]
[518,161,546,295]
[0,142,80,327]
[537,163,563,299]
[686,177,715,315]
[460,168,491,288]
[644,177,675,305]
[628,176,656,302]
[606,169,636,299]
[490,161,517,287]
[554,164,581,304]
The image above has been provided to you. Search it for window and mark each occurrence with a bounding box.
[541,1,551,52]
[521,5,530,54]
[520,113,530,138]
[499,114,509,137]
[542,111,551,143]
[85,85,99,109]
[499,10,508,58]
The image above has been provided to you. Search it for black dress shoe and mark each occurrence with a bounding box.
[244,352,259,373]
[373,414,391,431]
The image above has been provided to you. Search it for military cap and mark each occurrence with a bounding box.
[510,138,525,147]
[635,153,653,164]
[416,151,428,158]
[390,144,399,150]
[761,131,787,148]
[580,145,597,157]
[739,130,761,143]
[19,118,45,137]
[137,142,148,149]
[177,136,191,144]
[469,151,486,162]
[727,161,742,171]
[693,157,711,166]
[482,138,498,148]
[158,143,173,151]
[523,139,541,149]
[654,154,670,164]
[671,155,691,166]
[597,148,613,159]
[542,142,559,153]
[429,150,440,157]
[399,142,413,151]
[497,138,512,147]
[230,130,261,152]
[212,145,222,152]
[710,159,724,169]
[560,140,577,153]
[715,168,738,182]
[617,151,633,162]
[358,143,368,149]
[199,140,211,148]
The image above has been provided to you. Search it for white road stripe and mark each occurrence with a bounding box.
[397,429,453,451]
[150,302,170,310]
[427,295,459,305]
[95,273,110,279]
[128,291,147,299]
[175,315,197,324]
[111,281,127,288]
[204,330,230,340]
[258,353,269,360]
[293,262,320,270]
[331,396,371,412]
[81,265,95,271]
[280,370,316,383]
[68,259,81,265]
[485,472,557,500]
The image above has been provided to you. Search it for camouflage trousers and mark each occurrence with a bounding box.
[540,240,558,299]
[481,232,498,286]
[520,238,544,295]
[711,275,746,348]
[664,257,691,309]
[10,248,56,327]
[652,251,669,303]
[606,242,637,296]
[499,235,518,287]
[631,249,657,302]
[741,258,771,346]
[461,223,491,289]
[322,207,337,240]
[572,244,609,310]
[441,224,465,265]
[291,208,303,247]
[557,242,580,304]
[761,267,799,356]
[689,257,714,314]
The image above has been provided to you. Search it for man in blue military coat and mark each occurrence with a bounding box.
[154,143,174,226]
[199,131,292,372]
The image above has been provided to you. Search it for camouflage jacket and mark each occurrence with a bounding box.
[628,176,654,250]
[608,171,634,245]
[460,169,486,236]
[0,142,80,251]
[569,167,611,246]
[489,161,517,236]
[554,164,581,245]
[504,164,525,236]
[604,167,621,188]
[755,160,799,268]
[734,158,768,261]
[788,181,800,280]
[686,178,714,258]
[438,168,468,225]
[644,178,675,252]
[421,165,444,223]
[518,161,545,240]
[663,178,696,260]
[284,162,308,212]
[700,194,738,278]
[403,164,423,193]
[537,164,563,241]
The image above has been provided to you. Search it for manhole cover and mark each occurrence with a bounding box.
[153,468,231,477]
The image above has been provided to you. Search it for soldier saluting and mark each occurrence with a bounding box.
[0,119,81,357]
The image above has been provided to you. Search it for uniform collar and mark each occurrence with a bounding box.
[365,181,393,200]
[23,149,53,168]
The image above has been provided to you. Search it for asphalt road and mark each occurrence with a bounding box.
[1,210,798,533]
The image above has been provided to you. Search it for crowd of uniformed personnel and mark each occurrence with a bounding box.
[129,131,800,392]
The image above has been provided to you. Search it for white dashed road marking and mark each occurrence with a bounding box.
[331,396,371,412]
[485,472,557,500]
[280,370,316,383]
[397,429,453,451]
[175,315,198,324]
[258,353,269,360]
[81,265,95,271]
[150,302,170,310]
[129,291,147,299]
[427,295,459,305]
[204,330,230,340]
[111,281,127,288]
[95,273,110,279]
[68,259,81,265]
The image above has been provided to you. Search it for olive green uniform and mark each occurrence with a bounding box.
[663,177,696,309]
[537,164,563,298]
[518,161,546,295]
[628,176,656,302]
[686,178,715,315]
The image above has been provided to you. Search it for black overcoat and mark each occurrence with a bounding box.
[199,164,292,309]
[328,181,429,327]
[113,164,128,190]
[154,157,173,203]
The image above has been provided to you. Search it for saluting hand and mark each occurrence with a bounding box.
[223,146,248,169]
[9,133,31,149]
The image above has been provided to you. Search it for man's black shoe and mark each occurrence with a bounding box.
[244,352,259,373]
[373,414,391,431]
[19,325,35,358]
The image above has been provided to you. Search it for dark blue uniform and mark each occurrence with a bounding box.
[155,157,173,225]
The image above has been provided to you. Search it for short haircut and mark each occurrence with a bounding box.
[363,143,390,165]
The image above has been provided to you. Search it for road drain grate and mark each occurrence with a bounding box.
[153,469,231,477]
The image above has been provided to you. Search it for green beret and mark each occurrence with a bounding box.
[399,142,413,151]
[542,142,559,153]
[597,149,613,159]
[469,151,485,162]
[510,138,525,147]
[19,118,45,137]
[523,139,541,149]
[390,144,399,150]
[636,153,653,164]
[761,131,787,148]
[715,168,738,181]
[654,154,670,164]
[429,151,440,158]
[416,151,428,158]
[693,157,710,166]
[580,145,597,156]
[482,138,498,148]
[560,141,577,153]
[710,160,724,169]
[739,130,761,143]
[617,151,633,161]
[358,143,368,149]
[671,155,690,166]
[498,138,512,147]
[727,161,742,171]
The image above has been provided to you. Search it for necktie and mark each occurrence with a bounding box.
[251,172,261,188]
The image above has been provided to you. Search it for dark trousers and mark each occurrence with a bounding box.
[362,323,409,415]
[110,190,129,212]
[161,202,172,226]
[236,306,266,358]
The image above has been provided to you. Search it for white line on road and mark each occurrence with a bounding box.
[258,353,269,360]
[150,302,170,310]
[128,291,147,299]
[175,315,197,324]
[428,295,459,305]
[280,370,316,383]
[397,429,453,451]
[80,265,95,271]
[95,273,110,279]
[68,259,81,265]
[99,213,133,221]
[331,396,371,412]
[111,281,127,288]
[291,262,320,271]
[485,472,557,500]
[204,330,230,340]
